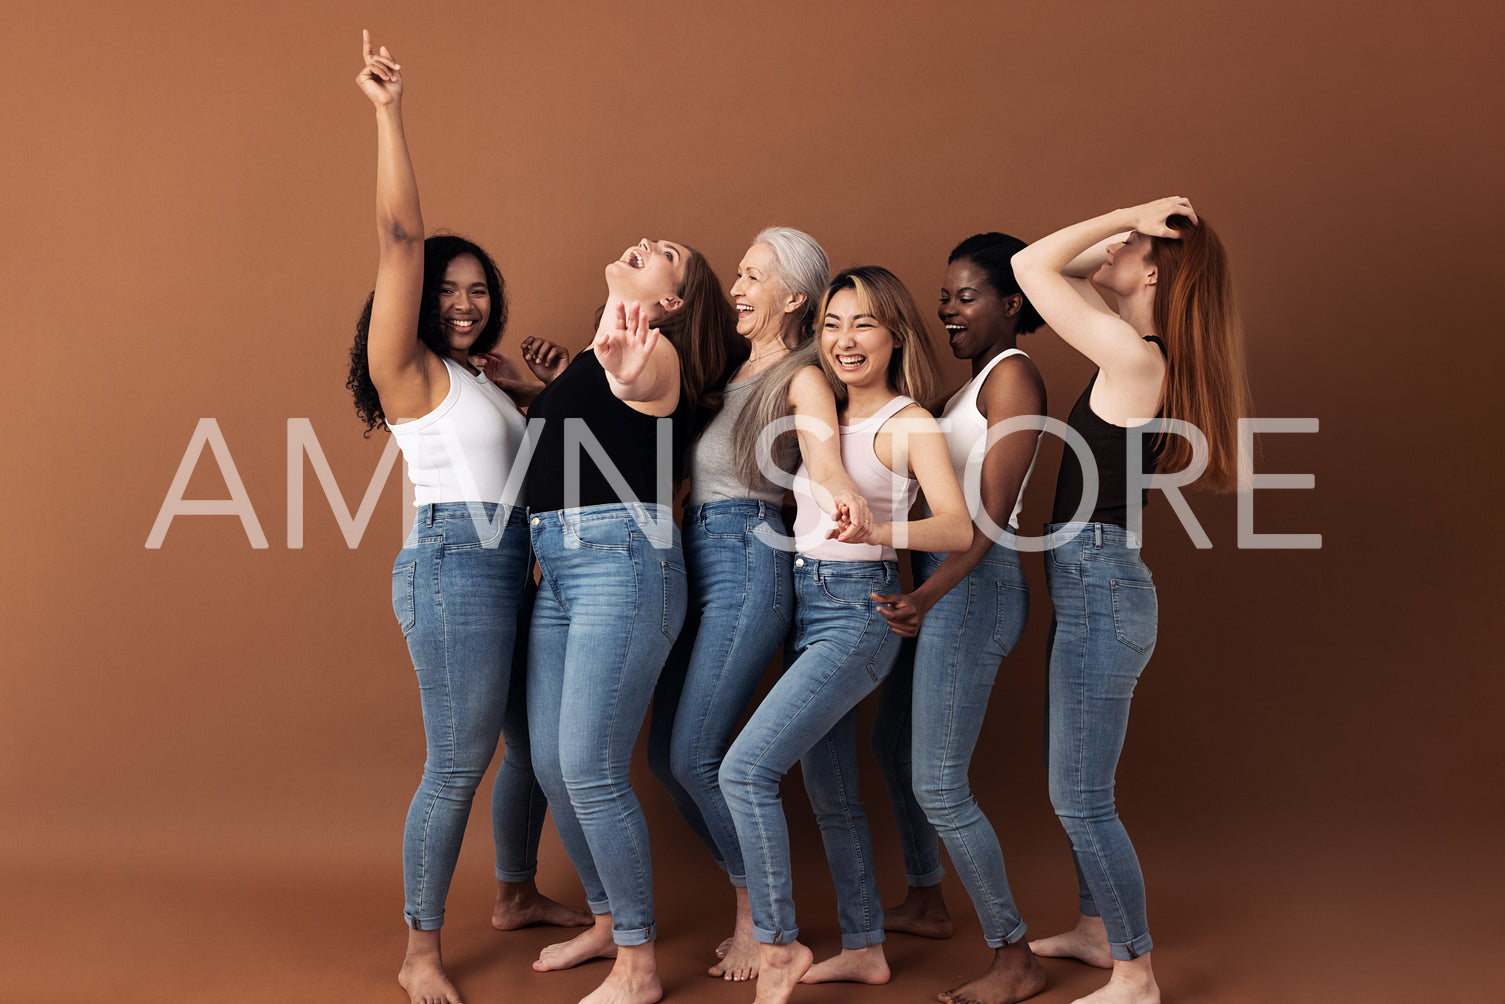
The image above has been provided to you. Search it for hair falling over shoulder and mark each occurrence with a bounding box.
[1149,216,1251,491]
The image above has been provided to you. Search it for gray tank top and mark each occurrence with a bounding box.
[685,373,786,508]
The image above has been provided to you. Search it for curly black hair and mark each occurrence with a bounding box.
[947,232,1044,334]
[347,234,509,434]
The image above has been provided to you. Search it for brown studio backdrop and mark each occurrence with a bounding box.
[2,0,1501,1000]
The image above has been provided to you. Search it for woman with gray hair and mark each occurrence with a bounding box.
[648,227,870,983]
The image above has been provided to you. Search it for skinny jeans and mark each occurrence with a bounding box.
[526,502,687,946]
[648,499,794,886]
[871,538,1030,947]
[1044,521,1156,961]
[392,503,546,930]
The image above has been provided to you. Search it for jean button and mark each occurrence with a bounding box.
[794,557,805,567]
[531,517,540,526]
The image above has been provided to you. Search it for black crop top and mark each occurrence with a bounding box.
[1050,337,1167,528]
[525,348,692,513]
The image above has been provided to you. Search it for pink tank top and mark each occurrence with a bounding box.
[791,395,919,562]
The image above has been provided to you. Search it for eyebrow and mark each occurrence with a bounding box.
[825,312,876,321]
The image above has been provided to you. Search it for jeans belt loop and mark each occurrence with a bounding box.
[425,503,435,528]
[1094,524,1102,548]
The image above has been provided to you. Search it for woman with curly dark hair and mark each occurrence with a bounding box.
[350,32,586,1004]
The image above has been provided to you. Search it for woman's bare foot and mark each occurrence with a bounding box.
[799,945,890,985]
[1070,955,1158,1004]
[883,883,954,939]
[398,929,463,1004]
[709,886,760,981]
[937,940,1046,1004]
[755,941,814,1004]
[493,878,592,931]
[579,943,663,1004]
[1029,914,1113,969]
[534,913,618,972]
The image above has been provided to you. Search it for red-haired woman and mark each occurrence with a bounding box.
[1012,197,1249,1004]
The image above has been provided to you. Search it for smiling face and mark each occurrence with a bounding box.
[438,254,491,353]
[1094,230,1157,299]
[938,257,1022,361]
[821,287,898,392]
[605,237,690,319]
[731,241,802,342]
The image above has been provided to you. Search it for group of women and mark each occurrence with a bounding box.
[350,32,1249,1004]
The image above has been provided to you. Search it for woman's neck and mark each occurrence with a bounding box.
[970,336,1020,377]
[841,380,899,422]
[736,324,797,379]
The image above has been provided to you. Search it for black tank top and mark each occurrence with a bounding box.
[1050,337,1167,528]
[525,348,692,513]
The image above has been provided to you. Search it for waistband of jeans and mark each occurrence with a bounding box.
[412,501,525,524]
[528,501,674,526]
[792,556,896,579]
[1043,521,1141,549]
[686,498,783,523]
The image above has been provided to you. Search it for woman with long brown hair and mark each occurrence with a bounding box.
[1012,197,1250,1004]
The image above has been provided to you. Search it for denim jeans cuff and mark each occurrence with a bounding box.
[494,866,538,883]
[1079,897,1100,917]
[984,919,1028,950]
[1110,931,1154,961]
[588,898,612,916]
[727,872,748,889]
[612,922,657,947]
[839,928,886,950]
[405,909,444,931]
[753,922,800,946]
[906,865,946,888]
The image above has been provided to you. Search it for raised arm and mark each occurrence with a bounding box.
[787,365,873,539]
[594,301,681,416]
[1012,198,1196,378]
[357,30,432,404]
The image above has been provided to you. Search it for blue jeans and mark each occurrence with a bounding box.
[392,503,544,930]
[648,500,793,886]
[871,540,1031,947]
[526,503,687,946]
[1044,522,1156,961]
[721,557,900,949]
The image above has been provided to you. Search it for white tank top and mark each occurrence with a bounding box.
[935,348,1038,532]
[387,356,528,506]
[791,395,919,562]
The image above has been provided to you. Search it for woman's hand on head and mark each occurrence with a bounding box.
[1126,196,1198,238]
[594,301,660,384]
[356,29,403,107]
[518,336,571,384]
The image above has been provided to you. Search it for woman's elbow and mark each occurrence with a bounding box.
[937,512,973,552]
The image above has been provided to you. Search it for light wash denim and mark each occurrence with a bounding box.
[392,503,544,930]
[721,557,899,949]
[871,538,1031,947]
[526,502,687,946]
[1044,521,1157,961]
[648,500,793,886]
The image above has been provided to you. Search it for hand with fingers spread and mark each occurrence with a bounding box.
[872,589,932,639]
[594,301,661,385]
[355,29,403,108]
[518,336,571,384]
[1125,196,1198,238]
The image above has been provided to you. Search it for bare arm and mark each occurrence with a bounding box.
[356,31,432,405]
[1012,198,1195,377]
[788,366,872,538]
[875,359,1045,636]
[868,405,972,553]
[595,301,681,416]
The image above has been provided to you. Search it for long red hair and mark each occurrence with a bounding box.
[1149,216,1251,491]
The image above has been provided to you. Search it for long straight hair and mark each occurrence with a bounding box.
[1148,216,1251,491]
[652,246,743,417]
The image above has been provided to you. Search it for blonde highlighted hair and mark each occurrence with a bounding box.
[813,265,941,410]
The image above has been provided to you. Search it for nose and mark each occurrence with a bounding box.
[731,275,747,295]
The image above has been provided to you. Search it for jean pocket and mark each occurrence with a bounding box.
[818,571,879,608]
[991,580,1030,656]
[392,561,417,636]
[659,559,687,641]
[701,511,749,539]
[1109,578,1157,655]
[571,516,632,552]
